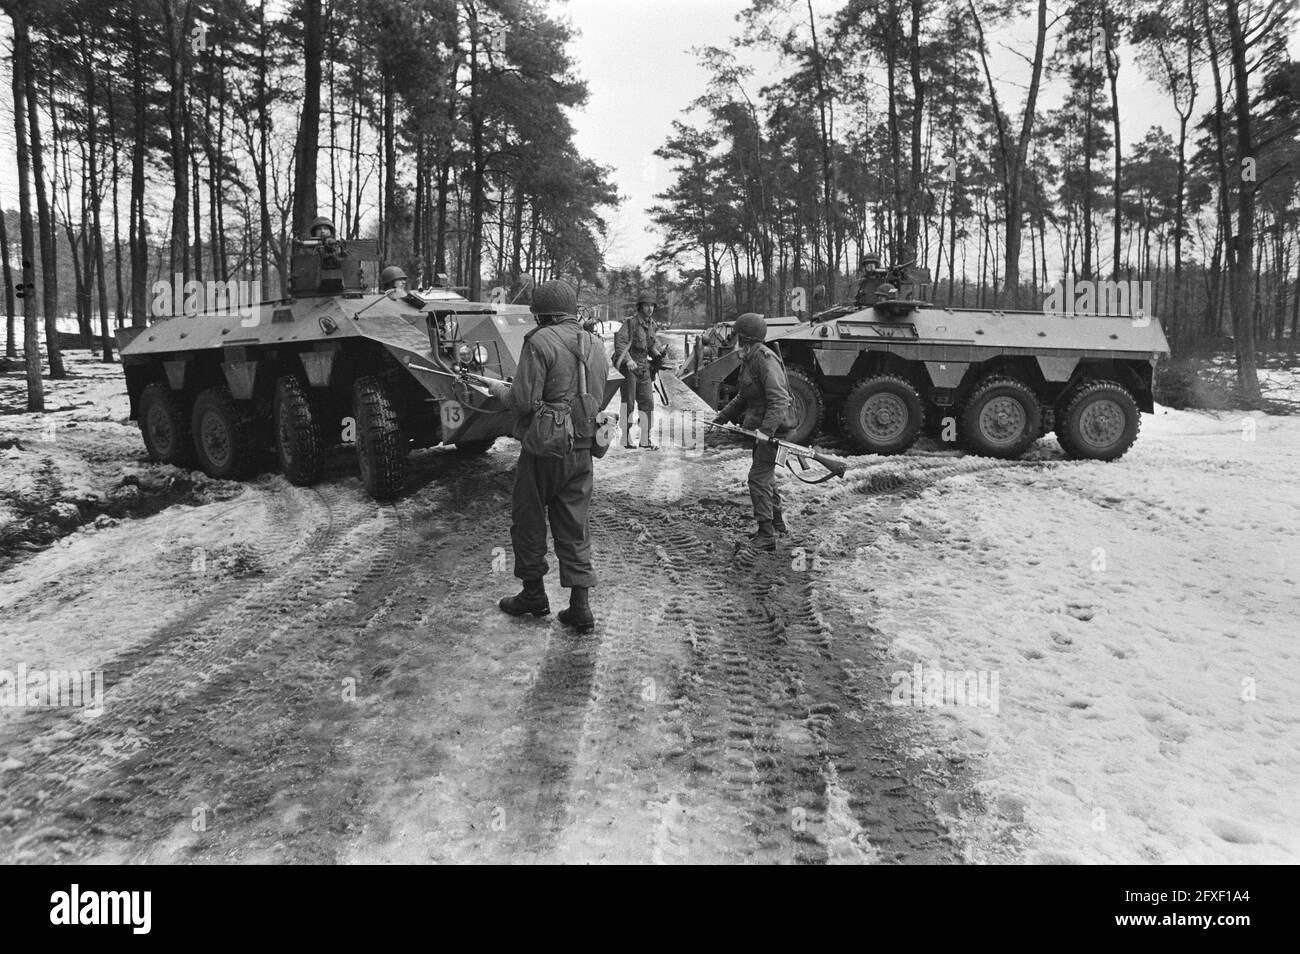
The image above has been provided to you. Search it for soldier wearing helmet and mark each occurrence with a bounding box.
[472,279,610,633]
[379,265,408,294]
[711,312,796,551]
[305,216,336,241]
[612,290,668,449]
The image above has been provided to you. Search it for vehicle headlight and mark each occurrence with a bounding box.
[474,344,489,364]
[457,343,473,362]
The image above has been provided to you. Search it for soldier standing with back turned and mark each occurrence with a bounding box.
[473,279,610,633]
[711,312,796,552]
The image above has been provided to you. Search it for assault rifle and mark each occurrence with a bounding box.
[705,421,848,484]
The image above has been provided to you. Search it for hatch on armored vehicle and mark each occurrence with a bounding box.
[679,260,1170,461]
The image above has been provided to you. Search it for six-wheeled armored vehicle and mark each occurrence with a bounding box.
[681,261,1171,461]
[119,224,619,499]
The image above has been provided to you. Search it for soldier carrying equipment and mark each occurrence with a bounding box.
[474,279,610,633]
[613,290,668,449]
[711,312,798,551]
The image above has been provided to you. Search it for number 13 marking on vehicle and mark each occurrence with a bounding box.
[440,400,464,431]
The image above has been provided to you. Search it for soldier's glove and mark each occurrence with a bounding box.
[624,359,638,372]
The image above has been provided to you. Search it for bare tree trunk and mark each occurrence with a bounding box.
[1,200,15,356]
[292,0,323,235]
[162,0,193,284]
[1102,3,1122,280]
[10,3,45,408]
[1224,0,1261,402]
[129,0,148,325]
[28,30,63,376]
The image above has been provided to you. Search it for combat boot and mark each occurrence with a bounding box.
[558,586,596,633]
[748,520,778,552]
[772,511,788,534]
[498,579,550,617]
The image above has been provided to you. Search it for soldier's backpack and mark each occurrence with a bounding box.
[520,328,602,459]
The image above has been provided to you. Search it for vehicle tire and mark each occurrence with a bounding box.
[191,387,259,480]
[784,365,824,445]
[1055,380,1140,461]
[960,376,1042,459]
[274,374,325,486]
[353,375,406,499]
[842,375,924,455]
[453,438,496,456]
[139,381,194,466]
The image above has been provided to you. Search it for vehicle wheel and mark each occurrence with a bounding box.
[139,381,194,465]
[274,374,325,485]
[842,375,924,455]
[960,376,1042,459]
[453,438,496,456]
[784,365,824,445]
[1055,380,1140,461]
[191,387,258,479]
[353,375,406,499]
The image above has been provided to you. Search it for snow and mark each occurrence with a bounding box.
[2,349,1298,863]
[818,406,1300,863]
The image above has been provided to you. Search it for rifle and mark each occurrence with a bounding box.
[406,360,501,398]
[647,351,670,406]
[705,421,847,484]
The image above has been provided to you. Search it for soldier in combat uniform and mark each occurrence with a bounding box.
[476,279,610,632]
[711,312,795,551]
[613,290,669,449]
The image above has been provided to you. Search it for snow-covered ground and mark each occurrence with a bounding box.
[1,351,1297,863]
[808,407,1300,863]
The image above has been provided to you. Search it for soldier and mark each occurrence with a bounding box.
[698,319,736,366]
[473,279,610,633]
[711,312,795,551]
[379,265,408,294]
[613,290,668,449]
[306,216,336,241]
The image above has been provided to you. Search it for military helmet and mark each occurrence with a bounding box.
[875,283,898,301]
[306,216,336,239]
[380,265,407,290]
[734,312,767,342]
[636,291,658,308]
[530,279,577,316]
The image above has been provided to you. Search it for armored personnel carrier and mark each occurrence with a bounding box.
[118,220,617,499]
[680,260,1170,461]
